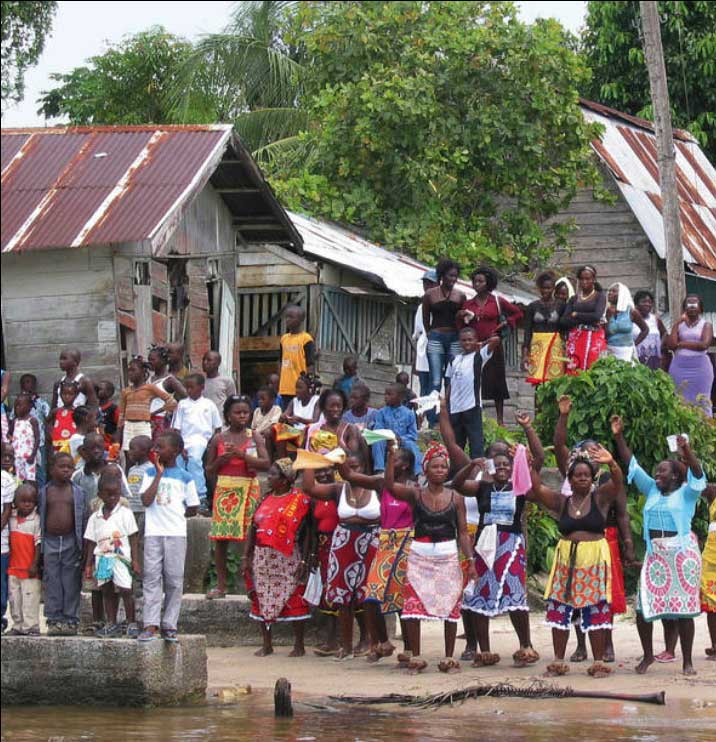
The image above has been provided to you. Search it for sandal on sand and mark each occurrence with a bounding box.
[460,648,476,661]
[397,652,412,667]
[205,588,227,600]
[377,641,395,658]
[544,662,570,677]
[654,650,676,663]
[438,658,461,674]
[407,658,428,673]
[313,646,339,657]
[587,662,612,678]
[473,652,500,667]
[513,648,540,667]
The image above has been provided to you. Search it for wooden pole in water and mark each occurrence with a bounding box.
[274,677,293,717]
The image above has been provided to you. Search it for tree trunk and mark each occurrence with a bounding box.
[640,1,686,316]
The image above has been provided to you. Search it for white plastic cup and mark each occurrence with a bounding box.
[666,434,689,452]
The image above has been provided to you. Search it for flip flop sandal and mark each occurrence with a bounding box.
[654,651,676,663]
[407,658,428,673]
[396,652,412,667]
[544,662,570,677]
[460,648,477,661]
[377,641,396,658]
[478,652,500,667]
[332,649,355,662]
[205,588,227,600]
[438,658,461,674]
[587,662,612,678]
[313,647,339,657]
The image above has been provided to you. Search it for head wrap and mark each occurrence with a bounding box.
[555,277,575,298]
[608,282,634,313]
[566,450,599,480]
[274,457,297,482]
[422,268,438,283]
[422,441,450,473]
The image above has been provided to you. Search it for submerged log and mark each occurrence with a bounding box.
[275,677,293,717]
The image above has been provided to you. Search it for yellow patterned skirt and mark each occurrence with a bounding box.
[209,475,261,542]
[526,332,566,385]
[363,528,413,614]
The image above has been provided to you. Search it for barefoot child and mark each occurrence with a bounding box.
[206,396,269,599]
[39,452,88,635]
[7,483,42,635]
[8,394,40,481]
[84,469,140,638]
[138,431,199,642]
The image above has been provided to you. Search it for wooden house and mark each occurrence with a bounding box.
[0,124,300,395]
[553,100,716,322]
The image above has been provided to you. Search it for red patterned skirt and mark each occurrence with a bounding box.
[246,545,310,624]
[566,326,607,375]
[605,526,626,615]
[325,524,379,607]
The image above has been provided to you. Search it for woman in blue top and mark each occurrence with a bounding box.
[605,283,648,362]
[612,415,706,676]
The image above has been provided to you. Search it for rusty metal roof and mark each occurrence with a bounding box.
[581,99,716,272]
[1,124,302,254]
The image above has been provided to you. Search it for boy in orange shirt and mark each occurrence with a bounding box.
[278,305,315,411]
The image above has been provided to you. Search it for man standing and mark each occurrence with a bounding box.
[202,351,236,413]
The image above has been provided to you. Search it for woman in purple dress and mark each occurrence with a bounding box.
[668,295,714,417]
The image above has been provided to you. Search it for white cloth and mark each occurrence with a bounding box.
[475,523,497,570]
[609,282,634,313]
[139,465,200,537]
[445,345,493,413]
[121,420,152,451]
[1,470,17,553]
[84,504,138,588]
[413,304,429,373]
[292,395,320,421]
[149,375,171,414]
[464,495,480,526]
[172,396,222,458]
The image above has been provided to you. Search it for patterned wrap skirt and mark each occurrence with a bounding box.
[638,533,702,621]
[316,530,338,616]
[463,531,527,616]
[363,528,412,614]
[526,332,566,385]
[209,475,261,542]
[402,540,463,622]
[605,526,627,614]
[325,523,380,607]
[566,326,607,376]
[246,545,310,623]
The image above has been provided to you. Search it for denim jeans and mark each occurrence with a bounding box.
[449,407,484,458]
[427,330,460,394]
[417,370,431,397]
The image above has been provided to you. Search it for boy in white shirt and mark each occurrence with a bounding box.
[171,374,222,507]
[445,327,499,458]
[138,430,199,642]
[84,469,140,638]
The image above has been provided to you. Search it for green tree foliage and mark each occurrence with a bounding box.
[270,1,603,269]
[582,0,716,161]
[535,356,716,566]
[38,27,221,125]
[1,0,57,105]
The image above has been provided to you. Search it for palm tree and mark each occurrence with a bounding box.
[169,0,309,163]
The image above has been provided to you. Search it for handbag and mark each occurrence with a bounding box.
[303,567,323,606]
[494,294,510,340]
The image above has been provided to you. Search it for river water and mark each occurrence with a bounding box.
[2,692,713,741]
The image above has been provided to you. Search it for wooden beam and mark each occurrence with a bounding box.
[239,336,282,352]
[322,291,356,354]
[236,223,283,232]
[216,187,261,194]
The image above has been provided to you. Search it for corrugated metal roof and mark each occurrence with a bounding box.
[581,99,716,272]
[289,210,536,304]
[1,124,302,254]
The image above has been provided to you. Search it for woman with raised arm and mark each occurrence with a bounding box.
[451,445,539,669]
[385,441,476,673]
[529,443,624,678]
[302,452,381,661]
[612,416,706,675]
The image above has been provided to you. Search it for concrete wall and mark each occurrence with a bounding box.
[1,246,121,399]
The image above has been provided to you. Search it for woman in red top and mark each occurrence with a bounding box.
[206,395,269,599]
[243,458,313,658]
[458,266,523,426]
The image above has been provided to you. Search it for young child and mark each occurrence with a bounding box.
[333,356,362,397]
[51,348,98,410]
[97,381,120,450]
[1,458,16,633]
[342,382,378,431]
[18,374,51,487]
[84,469,140,637]
[371,383,422,475]
[39,452,88,635]
[278,305,315,410]
[7,483,42,635]
[251,386,282,440]
[69,405,99,466]
[126,435,154,518]
[396,371,418,409]
[171,373,222,507]
[118,357,177,452]
[8,394,40,481]
[47,380,80,455]
[138,430,200,641]
[444,326,497,458]
[266,372,283,410]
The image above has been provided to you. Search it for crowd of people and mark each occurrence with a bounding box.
[0,263,714,679]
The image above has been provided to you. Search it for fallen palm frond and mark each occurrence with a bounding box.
[331,681,665,707]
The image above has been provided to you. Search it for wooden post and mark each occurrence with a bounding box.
[640,1,686,315]
[274,677,293,717]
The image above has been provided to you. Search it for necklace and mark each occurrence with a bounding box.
[571,491,590,517]
[578,289,596,302]
[440,285,451,300]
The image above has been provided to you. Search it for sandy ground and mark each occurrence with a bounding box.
[207,612,716,705]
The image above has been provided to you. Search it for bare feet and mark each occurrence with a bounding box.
[603,646,615,663]
[544,661,570,677]
[587,661,612,678]
[569,647,587,663]
[397,652,412,667]
[682,663,697,676]
[254,646,273,657]
[288,646,305,658]
[635,656,654,675]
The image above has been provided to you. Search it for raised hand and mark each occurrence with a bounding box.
[515,411,532,428]
[587,443,613,465]
[558,395,572,415]
[610,415,623,437]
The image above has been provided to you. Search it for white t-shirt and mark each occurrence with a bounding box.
[139,465,200,537]
[171,396,222,457]
[1,470,17,554]
[292,395,320,422]
[445,346,493,414]
[84,504,138,560]
[413,305,429,373]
